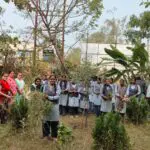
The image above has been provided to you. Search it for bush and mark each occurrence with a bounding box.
[10,96,28,129]
[58,123,73,145]
[126,97,149,124]
[92,113,130,150]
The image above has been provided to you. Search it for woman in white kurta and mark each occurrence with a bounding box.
[93,78,102,117]
[59,75,69,115]
[146,84,150,106]
[78,82,89,111]
[68,81,79,115]
[101,78,113,113]
[125,78,141,99]
[89,77,97,112]
[115,79,127,114]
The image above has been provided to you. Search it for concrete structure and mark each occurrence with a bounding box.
[79,43,134,70]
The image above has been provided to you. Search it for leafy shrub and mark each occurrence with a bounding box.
[92,113,130,150]
[126,97,149,124]
[29,92,53,116]
[58,123,73,145]
[10,96,28,129]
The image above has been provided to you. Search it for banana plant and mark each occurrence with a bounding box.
[103,43,149,81]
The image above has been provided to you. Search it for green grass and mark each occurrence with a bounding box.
[0,115,150,150]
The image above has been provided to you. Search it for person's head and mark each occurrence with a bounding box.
[119,79,125,86]
[17,72,23,80]
[42,74,48,80]
[9,71,15,78]
[49,75,56,85]
[105,78,111,85]
[62,75,67,81]
[97,77,101,84]
[93,76,97,81]
[1,72,8,81]
[130,77,136,84]
[110,78,113,84]
[34,78,41,86]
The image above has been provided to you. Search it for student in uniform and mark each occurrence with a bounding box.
[68,80,79,116]
[30,78,43,92]
[42,75,61,141]
[89,76,97,113]
[78,80,89,115]
[115,79,127,118]
[110,78,117,112]
[125,77,141,99]
[59,75,69,115]
[93,78,102,117]
[101,78,113,114]
[145,83,150,106]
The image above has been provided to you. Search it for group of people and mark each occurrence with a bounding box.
[0,71,150,141]
[0,71,24,123]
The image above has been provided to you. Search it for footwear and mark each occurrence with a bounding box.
[52,138,58,142]
[47,136,53,141]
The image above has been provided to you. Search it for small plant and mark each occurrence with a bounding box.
[58,123,73,145]
[126,97,149,124]
[92,113,130,150]
[10,96,28,129]
[29,92,53,116]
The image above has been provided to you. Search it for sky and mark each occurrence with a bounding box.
[0,0,149,51]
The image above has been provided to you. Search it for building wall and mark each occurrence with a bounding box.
[79,43,133,70]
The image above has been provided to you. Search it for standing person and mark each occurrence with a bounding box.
[89,76,97,113]
[78,80,89,115]
[110,78,116,112]
[30,78,43,92]
[93,78,102,117]
[15,72,25,102]
[115,79,127,118]
[146,83,150,106]
[125,77,141,99]
[101,78,113,114]
[7,71,19,96]
[136,76,146,98]
[41,74,48,86]
[0,72,13,124]
[42,75,61,141]
[59,75,69,115]
[68,80,79,116]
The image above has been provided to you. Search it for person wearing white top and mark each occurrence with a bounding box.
[89,76,97,113]
[93,78,102,117]
[146,83,150,106]
[115,79,127,116]
[68,81,79,115]
[59,75,69,115]
[101,78,113,113]
[125,77,141,99]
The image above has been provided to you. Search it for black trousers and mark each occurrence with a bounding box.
[42,121,59,138]
[0,103,8,124]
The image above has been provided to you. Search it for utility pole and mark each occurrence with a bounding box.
[33,0,38,68]
[61,0,66,64]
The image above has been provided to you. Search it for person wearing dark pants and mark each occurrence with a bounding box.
[94,105,101,117]
[93,78,102,117]
[42,75,61,141]
[42,121,59,138]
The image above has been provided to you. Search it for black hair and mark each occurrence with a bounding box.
[34,77,41,83]
[1,72,8,76]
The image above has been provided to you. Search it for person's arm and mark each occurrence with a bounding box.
[135,85,141,96]
[48,85,61,101]
[125,86,130,97]
[115,85,120,97]
[146,85,150,98]
[0,85,11,99]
